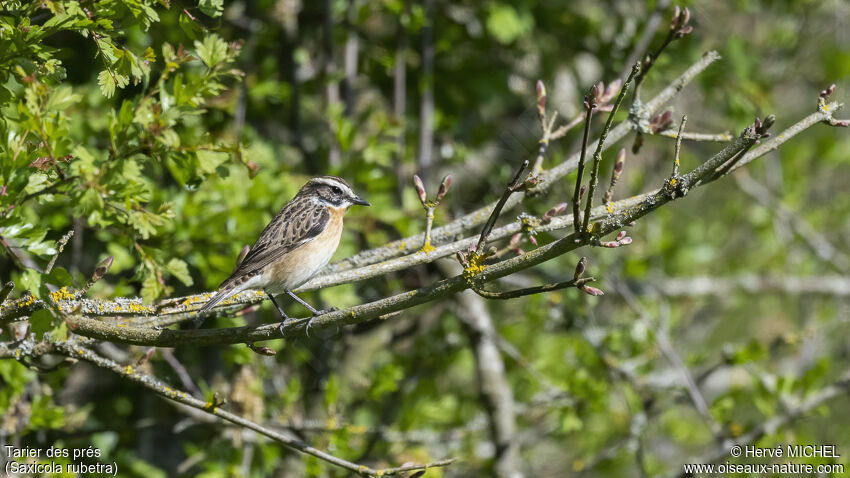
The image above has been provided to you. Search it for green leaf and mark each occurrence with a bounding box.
[141,272,162,304]
[78,188,104,214]
[46,267,74,287]
[166,258,193,286]
[128,210,160,239]
[43,85,80,111]
[98,70,116,98]
[29,309,56,340]
[194,34,228,69]
[198,0,224,18]
[196,150,228,175]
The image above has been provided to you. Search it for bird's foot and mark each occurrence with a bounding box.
[304,307,336,337]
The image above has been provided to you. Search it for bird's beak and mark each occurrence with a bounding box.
[351,196,371,206]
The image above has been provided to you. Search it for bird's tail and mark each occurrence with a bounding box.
[195,286,239,326]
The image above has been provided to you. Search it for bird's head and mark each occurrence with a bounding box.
[300,176,371,210]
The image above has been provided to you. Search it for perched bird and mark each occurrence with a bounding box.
[198,176,370,334]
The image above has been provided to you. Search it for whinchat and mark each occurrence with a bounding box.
[199,176,370,332]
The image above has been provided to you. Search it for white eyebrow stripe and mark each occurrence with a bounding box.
[310,177,354,196]
[310,196,345,207]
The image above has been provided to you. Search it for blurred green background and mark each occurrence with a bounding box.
[1,0,849,476]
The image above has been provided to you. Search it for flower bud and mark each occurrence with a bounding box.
[413,175,427,205]
[574,256,587,280]
[436,174,452,203]
[91,256,114,283]
[536,80,547,117]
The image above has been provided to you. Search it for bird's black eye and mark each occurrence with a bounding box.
[331,186,342,194]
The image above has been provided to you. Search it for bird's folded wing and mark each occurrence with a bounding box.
[222,199,330,288]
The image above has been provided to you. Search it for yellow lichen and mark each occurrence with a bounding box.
[124,365,134,375]
[669,178,677,186]
[462,253,486,284]
[50,287,75,302]
[419,241,435,253]
[606,203,614,214]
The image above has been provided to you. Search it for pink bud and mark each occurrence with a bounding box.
[619,237,633,245]
[616,231,627,241]
[456,251,467,265]
[582,285,604,296]
[574,256,587,279]
[536,80,546,115]
[544,202,568,222]
[436,174,452,202]
[92,255,114,282]
[528,235,538,246]
[413,175,427,204]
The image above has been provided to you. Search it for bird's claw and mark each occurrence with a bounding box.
[304,316,317,338]
[304,308,336,337]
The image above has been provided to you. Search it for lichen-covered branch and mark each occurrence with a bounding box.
[55,118,784,347]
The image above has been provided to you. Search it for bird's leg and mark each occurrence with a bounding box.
[285,290,337,337]
[286,290,337,316]
[286,289,318,314]
[266,291,292,336]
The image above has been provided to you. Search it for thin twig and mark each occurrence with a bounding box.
[476,159,529,251]
[472,276,594,300]
[671,115,686,178]
[45,230,74,274]
[573,95,596,233]
[583,63,640,233]
[657,129,732,142]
